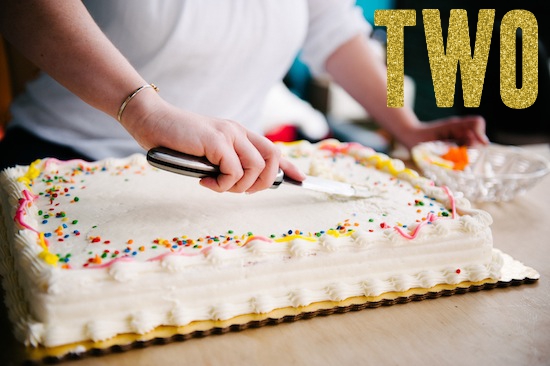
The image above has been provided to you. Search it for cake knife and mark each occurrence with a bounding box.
[147,147,371,198]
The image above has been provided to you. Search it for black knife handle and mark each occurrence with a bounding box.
[147,147,284,188]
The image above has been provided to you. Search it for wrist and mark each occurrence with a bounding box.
[116,84,165,149]
[394,118,425,150]
[117,84,159,123]
[118,84,163,123]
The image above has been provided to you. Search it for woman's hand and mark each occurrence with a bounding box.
[399,115,490,150]
[120,92,305,193]
[0,1,304,194]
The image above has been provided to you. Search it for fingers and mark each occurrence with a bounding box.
[199,142,247,193]
[468,116,490,145]
[242,133,281,193]
[279,157,306,182]
[198,122,283,194]
[428,115,489,146]
[453,116,489,146]
[239,133,307,193]
[130,106,292,194]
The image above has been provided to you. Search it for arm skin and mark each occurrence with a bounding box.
[325,34,489,150]
[0,0,305,193]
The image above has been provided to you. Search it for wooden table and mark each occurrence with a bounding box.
[1,145,549,366]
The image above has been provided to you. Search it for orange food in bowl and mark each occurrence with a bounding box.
[441,146,469,171]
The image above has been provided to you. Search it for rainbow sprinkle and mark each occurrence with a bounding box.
[12,141,458,270]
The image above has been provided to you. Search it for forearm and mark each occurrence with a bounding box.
[0,1,307,192]
[325,34,421,146]
[0,0,151,120]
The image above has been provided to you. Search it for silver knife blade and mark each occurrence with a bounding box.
[147,146,371,198]
[281,175,371,198]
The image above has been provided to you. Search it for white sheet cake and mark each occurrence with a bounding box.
[1,139,529,360]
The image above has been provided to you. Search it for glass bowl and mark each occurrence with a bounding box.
[411,141,550,202]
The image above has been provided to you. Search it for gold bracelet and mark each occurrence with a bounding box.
[117,83,159,122]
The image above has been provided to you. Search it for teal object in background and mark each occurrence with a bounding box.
[285,54,311,99]
[355,0,395,24]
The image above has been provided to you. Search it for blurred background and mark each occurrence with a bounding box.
[281,0,550,151]
[1,1,548,152]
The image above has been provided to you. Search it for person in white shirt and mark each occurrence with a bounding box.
[0,0,488,193]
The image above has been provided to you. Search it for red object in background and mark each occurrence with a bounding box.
[264,124,298,142]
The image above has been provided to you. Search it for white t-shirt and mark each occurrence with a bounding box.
[9,0,369,159]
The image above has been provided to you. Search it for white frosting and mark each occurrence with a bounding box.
[0,140,501,348]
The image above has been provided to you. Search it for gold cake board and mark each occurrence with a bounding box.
[22,250,538,363]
